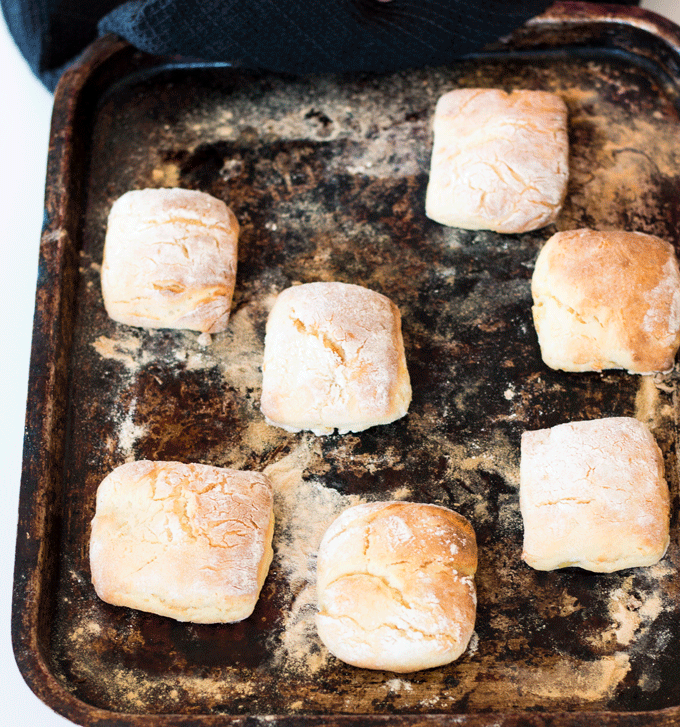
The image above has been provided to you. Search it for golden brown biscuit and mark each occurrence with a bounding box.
[425,88,569,233]
[260,282,411,435]
[531,228,680,374]
[90,460,274,623]
[101,188,239,333]
[520,417,670,573]
[316,501,477,672]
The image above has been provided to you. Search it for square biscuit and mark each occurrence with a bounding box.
[520,417,670,573]
[260,282,412,435]
[425,88,569,233]
[101,187,239,333]
[532,229,680,374]
[90,461,274,623]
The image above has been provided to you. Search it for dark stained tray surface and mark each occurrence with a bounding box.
[12,3,680,725]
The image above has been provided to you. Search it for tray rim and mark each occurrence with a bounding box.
[11,3,680,725]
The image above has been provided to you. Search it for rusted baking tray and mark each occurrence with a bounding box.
[12,2,680,725]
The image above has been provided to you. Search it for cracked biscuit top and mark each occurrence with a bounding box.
[101,187,239,333]
[315,501,477,672]
[89,460,274,623]
[425,88,569,233]
[531,228,680,374]
[260,281,412,435]
[520,417,670,573]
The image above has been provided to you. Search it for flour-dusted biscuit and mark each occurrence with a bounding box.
[520,417,670,573]
[260,282,411,435]
[425,88,569,233]
[532,229,680,374]
[316,502,477,672]
[90,461,274,623]
[101,188,239,333]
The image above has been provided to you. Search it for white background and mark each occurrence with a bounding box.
[1,2,680,725]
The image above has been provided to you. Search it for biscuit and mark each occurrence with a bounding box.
[260,282,411,435]
[520,417,670,573]
[316,501,477,672]
[90,461,274,623]
[531,228,680,374]
[101,188,239,333]
[425,88,569,233]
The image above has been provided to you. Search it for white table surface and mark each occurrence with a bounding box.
[2,2,680,725]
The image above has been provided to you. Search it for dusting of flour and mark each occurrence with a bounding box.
[263,443,362,674]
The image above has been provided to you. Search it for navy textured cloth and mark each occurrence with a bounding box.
[2,0,639,92]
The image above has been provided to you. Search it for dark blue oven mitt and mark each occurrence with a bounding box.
[2,0,640,91]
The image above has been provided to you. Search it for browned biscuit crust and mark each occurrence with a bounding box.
[316,501,477,672]
[90,460,274,623]
[532,228,680,374]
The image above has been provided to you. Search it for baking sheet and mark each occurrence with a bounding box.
[13,3,680,724]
